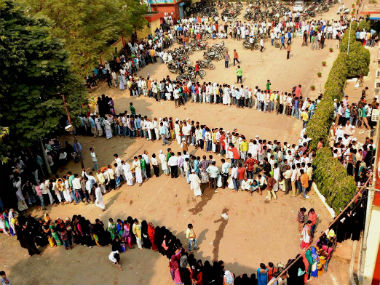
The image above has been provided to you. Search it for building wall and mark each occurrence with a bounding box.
[363,205,380,285]
[137,18,161,39]
[151,4,180,19]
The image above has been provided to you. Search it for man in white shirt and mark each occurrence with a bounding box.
[142,150,151,178]
[168,152,179,178]
[72,174,84,203]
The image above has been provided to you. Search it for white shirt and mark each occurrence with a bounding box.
[168,156,178,167]
[109,250,119,263]
[72,177,81,190]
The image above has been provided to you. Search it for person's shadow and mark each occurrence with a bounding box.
[212,208,229,261]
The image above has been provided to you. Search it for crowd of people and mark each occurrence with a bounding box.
[0,210,296,285]
[0,188,368,285]
[123,76,316,125]
[7,112,315,213]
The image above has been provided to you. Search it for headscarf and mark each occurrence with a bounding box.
[311,246,319,262]
[224,270,234,284]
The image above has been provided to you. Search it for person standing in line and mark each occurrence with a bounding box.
[151,153,159,177]
[132,219,142,249]
[297,207,307,233]
[257,263,268,285]
[94,183,105,211]
[300,169,309,199]
[287,42,291,60]
[220,158,231,189]
[236,66,243,84]
[206,161,219,191]
[231,164,239,191]
[224,51,230,68]
[308,208,318,238]
[0,271,11,285]
[168,152,179,178]
[142,150,151,178]
[189,169,202,198]
[233,49,240,66]
[89,147,98,171]
[301,221,312,249]
[260,38,264,52]
[186,224,197,251]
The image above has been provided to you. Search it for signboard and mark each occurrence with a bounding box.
[149,0,175,4]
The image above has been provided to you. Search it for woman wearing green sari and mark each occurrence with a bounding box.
[107,218,117,240]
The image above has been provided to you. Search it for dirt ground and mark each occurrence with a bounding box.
[1,0,368,284]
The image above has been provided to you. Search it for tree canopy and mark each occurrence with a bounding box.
[17,0,147,76]
[0,0,88,153]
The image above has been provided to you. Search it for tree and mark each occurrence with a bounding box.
[17,0,147,76]
[0,0,88,151]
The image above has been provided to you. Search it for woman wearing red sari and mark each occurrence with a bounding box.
[148,222,157,250]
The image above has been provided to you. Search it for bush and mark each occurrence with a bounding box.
[345,42,370,78]
[358,19,371,31]
[312,148,357,213]
[307,100,334,149]
[307,20,370,211]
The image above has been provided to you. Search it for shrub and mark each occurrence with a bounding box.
[307,20,370,211]
[358,19,371,31]
[312,148,357,213]
[306,99,334,149]
[345,42,370,78]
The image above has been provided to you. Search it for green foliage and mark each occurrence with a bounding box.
[0,0,88,151]
[312,148,357,213]
[339,21,370,78]
[358,19,371,31]
[306,99,334,150]
[16,0,147,76]
[0,127,11,164]
[307,20,370,211]
[340,21,358,53]
[345,42,370,78]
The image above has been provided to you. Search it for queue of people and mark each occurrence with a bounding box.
[0,210,296,285]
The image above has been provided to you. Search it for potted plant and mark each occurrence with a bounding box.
[329,48,333,53]
[317,72,322,77]
[310,85,316,91]
[322,61,326,66]
[352,3,355,8]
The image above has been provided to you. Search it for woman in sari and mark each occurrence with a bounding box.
[107,218,117,240]
[257,263,268,285]
[148,222,157,250]
[310,247,319,278]
[169,255,182,284]
[122,220,132,249]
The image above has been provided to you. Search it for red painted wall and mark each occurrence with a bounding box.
[151,4,180,20]
[372,242,380,285]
